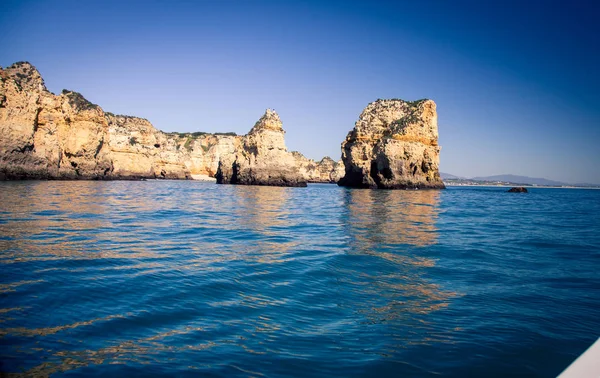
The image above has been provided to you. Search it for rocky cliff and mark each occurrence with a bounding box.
[0,62,245,180]
[0,61,372,184]
[1,62,110,179]
[338,99,444,189]
[216,109,307,187]
[0,62,184,179]
[292,152,345,183]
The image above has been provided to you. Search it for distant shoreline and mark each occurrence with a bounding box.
[444,183,600,190]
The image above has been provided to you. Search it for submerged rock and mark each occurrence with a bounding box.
[508,187,528,193]
[338,99,445,189]
[216,109,307,187]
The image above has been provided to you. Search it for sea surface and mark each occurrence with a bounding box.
[0,181,598,377]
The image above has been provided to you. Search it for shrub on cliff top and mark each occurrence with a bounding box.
[214,132,237,136]
[62,89,98,111]
[165,131,238,138]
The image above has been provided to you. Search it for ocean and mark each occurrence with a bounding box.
[0,181,598,377]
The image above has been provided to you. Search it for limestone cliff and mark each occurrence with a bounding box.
[338,99,444,189]
[292,152,345,183]
[103,114,190,179]
[1,62,406,184]
[0,62,240,180]
[171,133,238,177]
[0,62,112,179]
[216,109,306,187]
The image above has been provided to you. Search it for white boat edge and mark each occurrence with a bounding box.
[558,338,600,378]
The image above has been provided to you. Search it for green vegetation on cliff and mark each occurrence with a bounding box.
[165,131,237,138]
[61,89,99,111]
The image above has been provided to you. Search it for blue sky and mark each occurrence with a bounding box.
[1,0,599,184]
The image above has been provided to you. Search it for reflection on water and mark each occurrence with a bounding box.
[235,185,292,232]
[0,181,452,376]
[340,189,453,328]
[344,189,441,248]
[0,313,127,338]
[233,185,298,264]
[0,280,45,294]
[17,324,217,378]
[0,181,172,267]
[0,183,595,377]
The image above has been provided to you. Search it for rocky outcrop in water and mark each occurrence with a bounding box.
[338,98,444,189]
[507,187,528,193]
[216,109,306,187]
[292,152,345,183]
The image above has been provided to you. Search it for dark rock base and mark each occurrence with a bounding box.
[0,168,192,181]
[219,179,307,187]
[216,165,307,187]
[338,174,445,189]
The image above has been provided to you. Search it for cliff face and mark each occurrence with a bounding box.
[292,152,345,183]
[2,63,408,185]
[338,99,444,189]
[0,62,111,179]
[175,134,238,177]
[0,62,241,180]
[216,109,307,187]
[104,114,190,179]
[106,116,238,179]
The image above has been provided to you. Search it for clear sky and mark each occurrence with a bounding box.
[1,0,599,184]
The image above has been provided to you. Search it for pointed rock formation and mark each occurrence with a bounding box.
[216,109,307,187]
[338,99,445,189]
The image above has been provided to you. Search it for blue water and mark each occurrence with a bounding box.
[0,181,598,377]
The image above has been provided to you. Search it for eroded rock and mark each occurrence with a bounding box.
[0,62,237,180]
[216,109,306,187]
[292,152,345,183]
[338,98,445,189]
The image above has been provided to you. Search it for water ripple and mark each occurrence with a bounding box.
[0,182,598,377]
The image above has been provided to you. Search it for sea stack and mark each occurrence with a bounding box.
[216,109,307,187]
[338,99,445,189]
